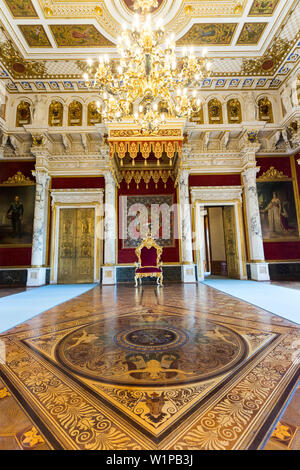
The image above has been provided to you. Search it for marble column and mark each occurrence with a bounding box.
[102,171,117,284]
[27,169,50,286]
[178,170,196,282]
[195,206,207,282]
[242,167,270,281]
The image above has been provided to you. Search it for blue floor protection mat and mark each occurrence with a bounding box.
[204,278,300,325]
[0,284,97,334]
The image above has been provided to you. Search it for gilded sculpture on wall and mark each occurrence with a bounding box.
[16,100,31,127]
[258,97,273,123]
[208,98,223,124]
[49,100,63,126]
[87,102,101,125]
[227,99,242,124]
[68,100,83,126]
[190,105,204,124]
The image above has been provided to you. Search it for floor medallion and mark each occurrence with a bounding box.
[55,315,247,386]
[0,284,299,450]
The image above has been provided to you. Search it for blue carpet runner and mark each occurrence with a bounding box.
[0,284,97,333]
[204,278,300,325]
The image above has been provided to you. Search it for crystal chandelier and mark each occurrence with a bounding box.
[83,1,211,133]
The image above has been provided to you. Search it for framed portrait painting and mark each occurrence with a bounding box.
[257,177,299,241]
[0,172,35,245]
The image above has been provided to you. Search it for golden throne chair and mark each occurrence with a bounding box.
[134,235,163,287]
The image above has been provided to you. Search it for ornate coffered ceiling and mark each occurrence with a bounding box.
[0,0,300,92]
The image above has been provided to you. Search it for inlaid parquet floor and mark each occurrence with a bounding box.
[0,283,299,450]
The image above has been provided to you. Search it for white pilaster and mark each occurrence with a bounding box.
[27,169,50,286]
[178,169,196,282]
[242,166,270,281]
[102,171,117,284]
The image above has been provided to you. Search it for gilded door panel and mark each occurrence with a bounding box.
[58,209,76,283]
[223,206,240,279]
[58,208,94,284]
[75,208,94,283]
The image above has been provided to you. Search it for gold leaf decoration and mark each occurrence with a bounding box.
[2,171,34,185]
[0,387,11,399]
[257,166,289,181]
[0,34,46,78]
[20,427,45,448]
[242,38,290,76]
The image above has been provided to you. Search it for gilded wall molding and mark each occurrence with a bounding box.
[257,166,290,181]
[1,171,35,185]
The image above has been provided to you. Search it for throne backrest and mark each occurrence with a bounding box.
[135,236,162,267]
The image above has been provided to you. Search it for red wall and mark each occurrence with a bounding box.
[117,178,180,264]
[0,161,35,267]
[189,174,241,186]
[51,177,105,189]
[256,156,300,261]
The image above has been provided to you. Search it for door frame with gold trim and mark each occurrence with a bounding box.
[191,186,247,281]
[50,189,104,284]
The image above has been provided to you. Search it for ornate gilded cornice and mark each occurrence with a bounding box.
[109,129,182,138]
[241,38,291,76]
[257,166,290,181]
[0,36,46,79]
[1,171,35,185]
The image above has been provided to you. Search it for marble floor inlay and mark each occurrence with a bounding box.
[0,284,299,450]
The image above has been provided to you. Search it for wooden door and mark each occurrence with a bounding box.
[223,206,240,279]
[57,208,95,283]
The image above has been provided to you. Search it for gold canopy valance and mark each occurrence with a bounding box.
[109,140,182,166]
[106,122,184,188]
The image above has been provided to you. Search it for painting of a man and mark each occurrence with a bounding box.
[7,195,24,238]
[0,185,35,245]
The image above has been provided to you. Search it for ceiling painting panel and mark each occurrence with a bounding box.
[18,25,52,48]
[3,0,38,18]
[49,24,115,47]
[0,0,299,93]
[248,0,280,16]
[177,23,237,46]
[236,22,267,45]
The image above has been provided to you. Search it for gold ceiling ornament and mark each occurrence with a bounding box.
[94,6,103,16]
[241,37,290,76]
[2,171,34,185]
[83,1,211,134]
[257,166,289,181]
[233,3,243,15]
[43,0,54,16]
[0,33,46,79]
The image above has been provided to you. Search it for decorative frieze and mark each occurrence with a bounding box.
[190,186,243,204]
